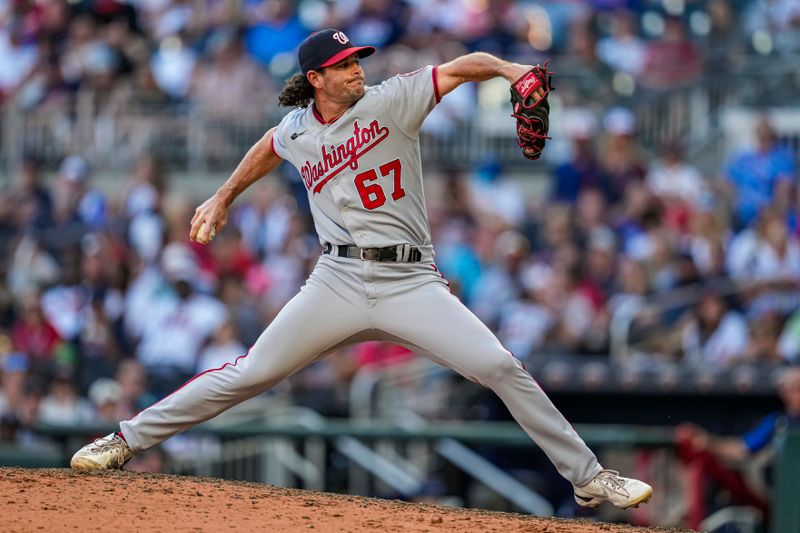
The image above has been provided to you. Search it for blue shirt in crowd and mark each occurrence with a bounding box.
[726,145,795,226]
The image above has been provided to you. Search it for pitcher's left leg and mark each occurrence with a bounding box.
[372,279,601,487]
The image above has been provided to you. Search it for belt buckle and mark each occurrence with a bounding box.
[360,248,379,261]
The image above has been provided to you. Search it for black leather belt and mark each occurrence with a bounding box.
[323,243,422,263]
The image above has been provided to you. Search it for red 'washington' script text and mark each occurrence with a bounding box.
[300,120,390,194]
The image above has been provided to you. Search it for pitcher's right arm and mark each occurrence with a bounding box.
[190,127,282,244]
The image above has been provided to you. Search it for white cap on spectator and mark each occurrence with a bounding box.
[88,378,122,406]
[603,106,636,136]
[563,108,598,139]
[161,242,199,282]
[59,155,89,182]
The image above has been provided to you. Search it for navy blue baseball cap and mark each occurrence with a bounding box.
[298,29,375,74]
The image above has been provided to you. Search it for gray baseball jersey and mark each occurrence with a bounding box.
[119,66,603,487]
[271,66,438,258]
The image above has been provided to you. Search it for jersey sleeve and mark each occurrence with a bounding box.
[378,65,441,139]
[271,114,291,161]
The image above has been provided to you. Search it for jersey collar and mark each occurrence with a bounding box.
[310,91,368,125]
[311,103,341,125]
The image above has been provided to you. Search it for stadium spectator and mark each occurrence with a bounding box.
[52,155,107,233]
[135,243,226,395]
[675,366,800,529]
[617,182,663,261]
[10,292,62,366]
[471,230,529,329]
[724,116,795,228]
[88,377,123,423]
[0,7,39,104]
[552,109,606,204]
[582,226,618,300]
[244,0,306,67]
[646,140,707,233]
[600,107,647,206]
[233,180,295,261]
[115,359,157,420]
[40,254,90,343]
[680,290,749,368]
[196,318,248,373]
[741,312,785,365]
[0,353,33,442]
[639,16,703,90]
[0,156,53,234]
[125,154,168,264]
[124,154,167,219]
[428,171,482,302]
[37,370,93,426]
[686,201,730,278]
[729,207,800,318]
[574,187,611,245]
[497,284,553,361]
[347,0,410,50]
[596,10,646,76]
[605,257,651,334]
[546,262,603,354]
[149,32,197,99]
[191,28,274,161]
[469,158,526,227]
[557,15,614,106]
[702,0,746,72]
[744,0,800,55]
[215,274,268,348]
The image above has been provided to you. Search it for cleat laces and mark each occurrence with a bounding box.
[596,470,629,495]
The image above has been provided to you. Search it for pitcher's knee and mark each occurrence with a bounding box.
[472,351,519,386]
[239,366,287,392]
[210,360,286,396]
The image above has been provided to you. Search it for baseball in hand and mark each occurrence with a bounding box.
[197,222,216,243]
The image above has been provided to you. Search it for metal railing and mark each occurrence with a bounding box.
[352,359,554,513]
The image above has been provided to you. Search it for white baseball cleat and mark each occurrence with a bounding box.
[71,433,134,471]
[574,469,653,509]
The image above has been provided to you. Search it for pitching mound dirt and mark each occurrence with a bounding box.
[0,468,690,532]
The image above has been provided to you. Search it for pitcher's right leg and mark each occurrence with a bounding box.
[73,260,369,469]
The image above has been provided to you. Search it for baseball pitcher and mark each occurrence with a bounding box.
[72,29,652,510]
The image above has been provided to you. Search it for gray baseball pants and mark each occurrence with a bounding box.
[120,254,602,486]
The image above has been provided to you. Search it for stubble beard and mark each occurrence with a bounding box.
[340,82,365,106]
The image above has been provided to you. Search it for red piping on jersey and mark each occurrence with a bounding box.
[432,65,441,103]
[431,263,453,294]
[312,104,348,125]
[128,346,254,422]
[270,135,281,158]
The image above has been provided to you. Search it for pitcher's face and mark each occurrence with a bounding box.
[313,54,365,106]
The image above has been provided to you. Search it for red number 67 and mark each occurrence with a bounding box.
[354,159,405,210]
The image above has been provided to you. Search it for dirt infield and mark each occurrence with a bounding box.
[0,468,691,532]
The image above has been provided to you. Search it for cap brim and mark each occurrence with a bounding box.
[319,46,376,68]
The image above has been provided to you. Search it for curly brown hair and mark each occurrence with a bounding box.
[278,73,315,108]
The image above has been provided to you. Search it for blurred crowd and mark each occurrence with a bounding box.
[1,0,798,116]
[0,0,797,455]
